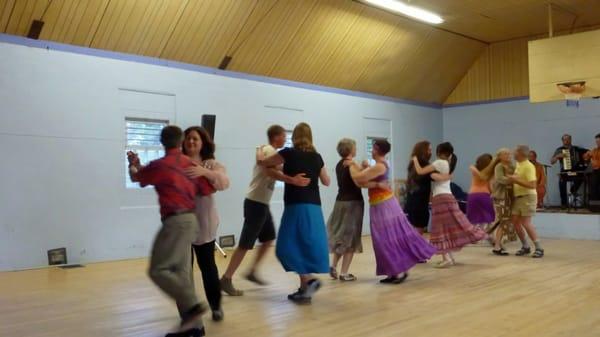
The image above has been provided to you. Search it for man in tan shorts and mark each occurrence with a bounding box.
[508,145,544,258]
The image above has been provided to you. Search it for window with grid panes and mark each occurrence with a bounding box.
[275,130,294,188]
[125,118,169,189]
[366,136,392,171]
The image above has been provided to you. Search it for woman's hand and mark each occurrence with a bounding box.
[184,163,211,179]
[256,146,266,162]
[377,181,392,192]
[127,151,140,167]
[361,160,370,169]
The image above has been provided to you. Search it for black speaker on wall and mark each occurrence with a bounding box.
[201,114,216,140]
[27,20,45,39]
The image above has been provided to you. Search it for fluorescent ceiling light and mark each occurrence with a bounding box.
[360,0,444,24]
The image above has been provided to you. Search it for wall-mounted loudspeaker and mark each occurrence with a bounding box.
[201,114,216,140]
[27,20,45,39]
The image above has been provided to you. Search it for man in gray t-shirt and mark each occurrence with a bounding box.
[220,125,309,296]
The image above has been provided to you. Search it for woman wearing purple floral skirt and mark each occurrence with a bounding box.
[351,139,436,284]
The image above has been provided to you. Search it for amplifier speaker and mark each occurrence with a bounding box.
[201,114,216,140]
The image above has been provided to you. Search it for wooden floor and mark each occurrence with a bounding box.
[1,238,599,337]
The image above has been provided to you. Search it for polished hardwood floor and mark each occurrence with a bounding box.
[1,238,599,337]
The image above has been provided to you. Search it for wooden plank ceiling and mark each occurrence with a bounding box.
[1,0,599,104]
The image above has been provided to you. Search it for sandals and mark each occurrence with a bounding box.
[492,248,509,256]
[329,267,338,280]
[515,247,531,256]
[339,274,357,282]
[532,248,544,258]
[433,260,453,269]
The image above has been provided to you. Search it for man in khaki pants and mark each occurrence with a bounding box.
[128,126,215,336]
[508,145,544,258]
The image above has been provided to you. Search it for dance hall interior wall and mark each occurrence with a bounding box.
[443,98,600,207]
[0,39,442,272]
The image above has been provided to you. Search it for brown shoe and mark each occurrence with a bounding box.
[220,277,243,296]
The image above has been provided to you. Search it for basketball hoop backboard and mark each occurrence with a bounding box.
[529,29,600,103]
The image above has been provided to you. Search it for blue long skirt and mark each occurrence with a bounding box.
[276,203,329,274]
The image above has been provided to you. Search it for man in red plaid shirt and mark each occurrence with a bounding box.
[128,125,214,337]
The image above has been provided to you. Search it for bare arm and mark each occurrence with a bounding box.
[264,164,310,186]
[470,165,486,180]
[412,157,437,175]
[320,166,331,186]
[350,162,387,185]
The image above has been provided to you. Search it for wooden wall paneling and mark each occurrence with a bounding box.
[444,48,491,104]
[0,0,17,33]
[489,38,529,99]
[268,0,364,84]
[351,21,431,96]
[90,0,139,51]
[314,5,398,89]
[3,0,48,36]
[160,0,257,67]
[227,0,317,76]
[385,30,485,103]
[80,0,111,47]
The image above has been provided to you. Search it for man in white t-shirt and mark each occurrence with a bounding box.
[220,125,310,296]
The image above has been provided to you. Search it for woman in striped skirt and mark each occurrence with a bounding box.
[412,142,487,268]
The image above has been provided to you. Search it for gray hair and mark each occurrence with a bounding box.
[337,138,356,158]
[496,147,511,157]
[515,144,530,155]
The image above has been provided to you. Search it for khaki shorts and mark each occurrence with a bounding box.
[512,194,537,216]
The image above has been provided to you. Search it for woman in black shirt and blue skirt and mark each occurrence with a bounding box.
[257,122,331,304]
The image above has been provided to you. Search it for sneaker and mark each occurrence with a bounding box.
[212,308,224,322]
[220,277,243,296]
[245,272,268,286]
[288,288,311,304]
[304,279,322,297]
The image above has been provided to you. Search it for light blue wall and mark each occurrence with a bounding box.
[0,40,442,271]
[443,98,600,205]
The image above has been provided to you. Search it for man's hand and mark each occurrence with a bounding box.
[288,173,311,187]
[184,163,211,178]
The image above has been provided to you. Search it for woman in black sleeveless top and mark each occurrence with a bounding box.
[326,138,364,282]
[404,141,433,235]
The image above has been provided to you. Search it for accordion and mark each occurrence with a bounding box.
[562,149,572,171]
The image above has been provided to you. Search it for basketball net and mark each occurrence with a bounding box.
[557,81,586,108]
